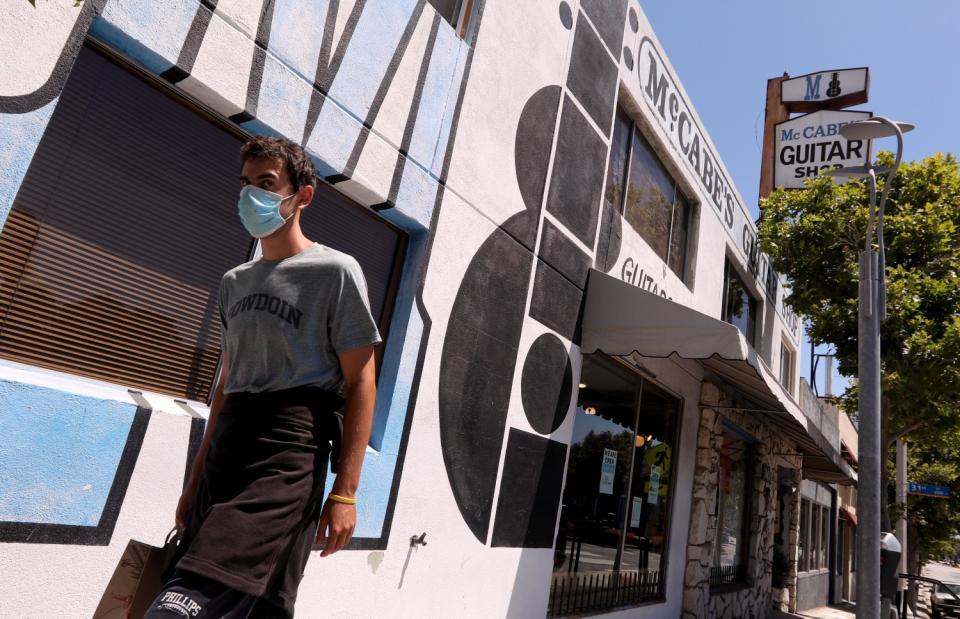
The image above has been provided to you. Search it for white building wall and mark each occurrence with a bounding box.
[0,1,807,617]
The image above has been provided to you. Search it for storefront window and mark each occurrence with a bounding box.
[799,499,809,571]
[710,428,751,587]
[799,498,832,573]
[549,355,680,616]
[797,499,810,572]
[722,260,758,344]
[821,505,830,570]
[604,109,632,214]
[625,386,678,576]
[780,340,795,393]
[604,106,694,281]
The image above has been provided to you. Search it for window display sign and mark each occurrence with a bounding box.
[630,496,643,528]
[599,448,617,495]
[774,110,872,189]
[647,466,661,505]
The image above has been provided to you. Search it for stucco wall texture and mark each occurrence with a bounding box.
[0,1,806,617]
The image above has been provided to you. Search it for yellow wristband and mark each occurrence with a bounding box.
[328,493,357,505]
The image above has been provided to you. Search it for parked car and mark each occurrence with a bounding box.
[931,581,960,619]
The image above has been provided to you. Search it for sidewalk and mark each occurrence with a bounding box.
[772,602,856,619]
[771,598,931,618]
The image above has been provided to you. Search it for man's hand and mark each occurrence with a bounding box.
[175,477,199,530]
[316,499,356,556]
[315,343,374,557]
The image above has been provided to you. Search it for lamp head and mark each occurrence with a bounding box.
[839,119,915,141]
[824,165,893,179]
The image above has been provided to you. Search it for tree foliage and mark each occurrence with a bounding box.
[761,152,960,567]
[759,152,960,445]
[904,430,960,562]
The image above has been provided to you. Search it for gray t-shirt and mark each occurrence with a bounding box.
[219,243,381,394]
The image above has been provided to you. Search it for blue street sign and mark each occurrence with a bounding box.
[908,482,951,498]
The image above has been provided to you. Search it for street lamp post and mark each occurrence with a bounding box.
[827,116,914,618]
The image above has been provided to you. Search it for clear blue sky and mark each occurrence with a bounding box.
[640,0,960,392]
[641,0,960,214]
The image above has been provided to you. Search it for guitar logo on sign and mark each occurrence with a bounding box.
[826,72,842,98]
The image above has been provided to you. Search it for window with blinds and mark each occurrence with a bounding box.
[0,44,404,401]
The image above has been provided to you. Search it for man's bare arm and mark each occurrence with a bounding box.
[316,343,376,556]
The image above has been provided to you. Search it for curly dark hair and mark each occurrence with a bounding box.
[240,135,318,191]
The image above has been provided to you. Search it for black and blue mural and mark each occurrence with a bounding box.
[0,0,478,550]
[0,0,645,558]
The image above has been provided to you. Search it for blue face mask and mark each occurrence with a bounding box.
[237,185,296,238]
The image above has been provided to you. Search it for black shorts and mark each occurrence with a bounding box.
[164,386,344,617]
[145,569,286,618]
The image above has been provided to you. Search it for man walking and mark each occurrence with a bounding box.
[146,136,380,618]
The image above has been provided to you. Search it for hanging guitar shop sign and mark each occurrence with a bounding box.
[780,67,869,113]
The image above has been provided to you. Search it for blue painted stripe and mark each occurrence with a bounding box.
[405,25,461,176]
[0,99,58,229]
[90,0,197,76]
[267,0,329,84]
[391,158,440,230]
[430,41,469,177]
[306,0,419,173]
[0,380,138,526]
[250,54,315,144]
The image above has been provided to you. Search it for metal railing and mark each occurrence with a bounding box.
[547,569,661,617]
[709,564,746,588]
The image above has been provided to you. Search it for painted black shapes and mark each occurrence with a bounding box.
[531,220,590,342]
[491,429,567,548]
[558,1,573,30]
[0,0,107,114]
[579,0,629,57]
[436,76,563,548]
[436,0,631,550]
[507,85,562,250]
[538,218,591,289]
[544,95,606,247]
[623,46,634,71]
[438,214,534,544]
[521,334,573,434]
[565,13,619,137]
[529,259,584,342]
[159,0,218,83]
